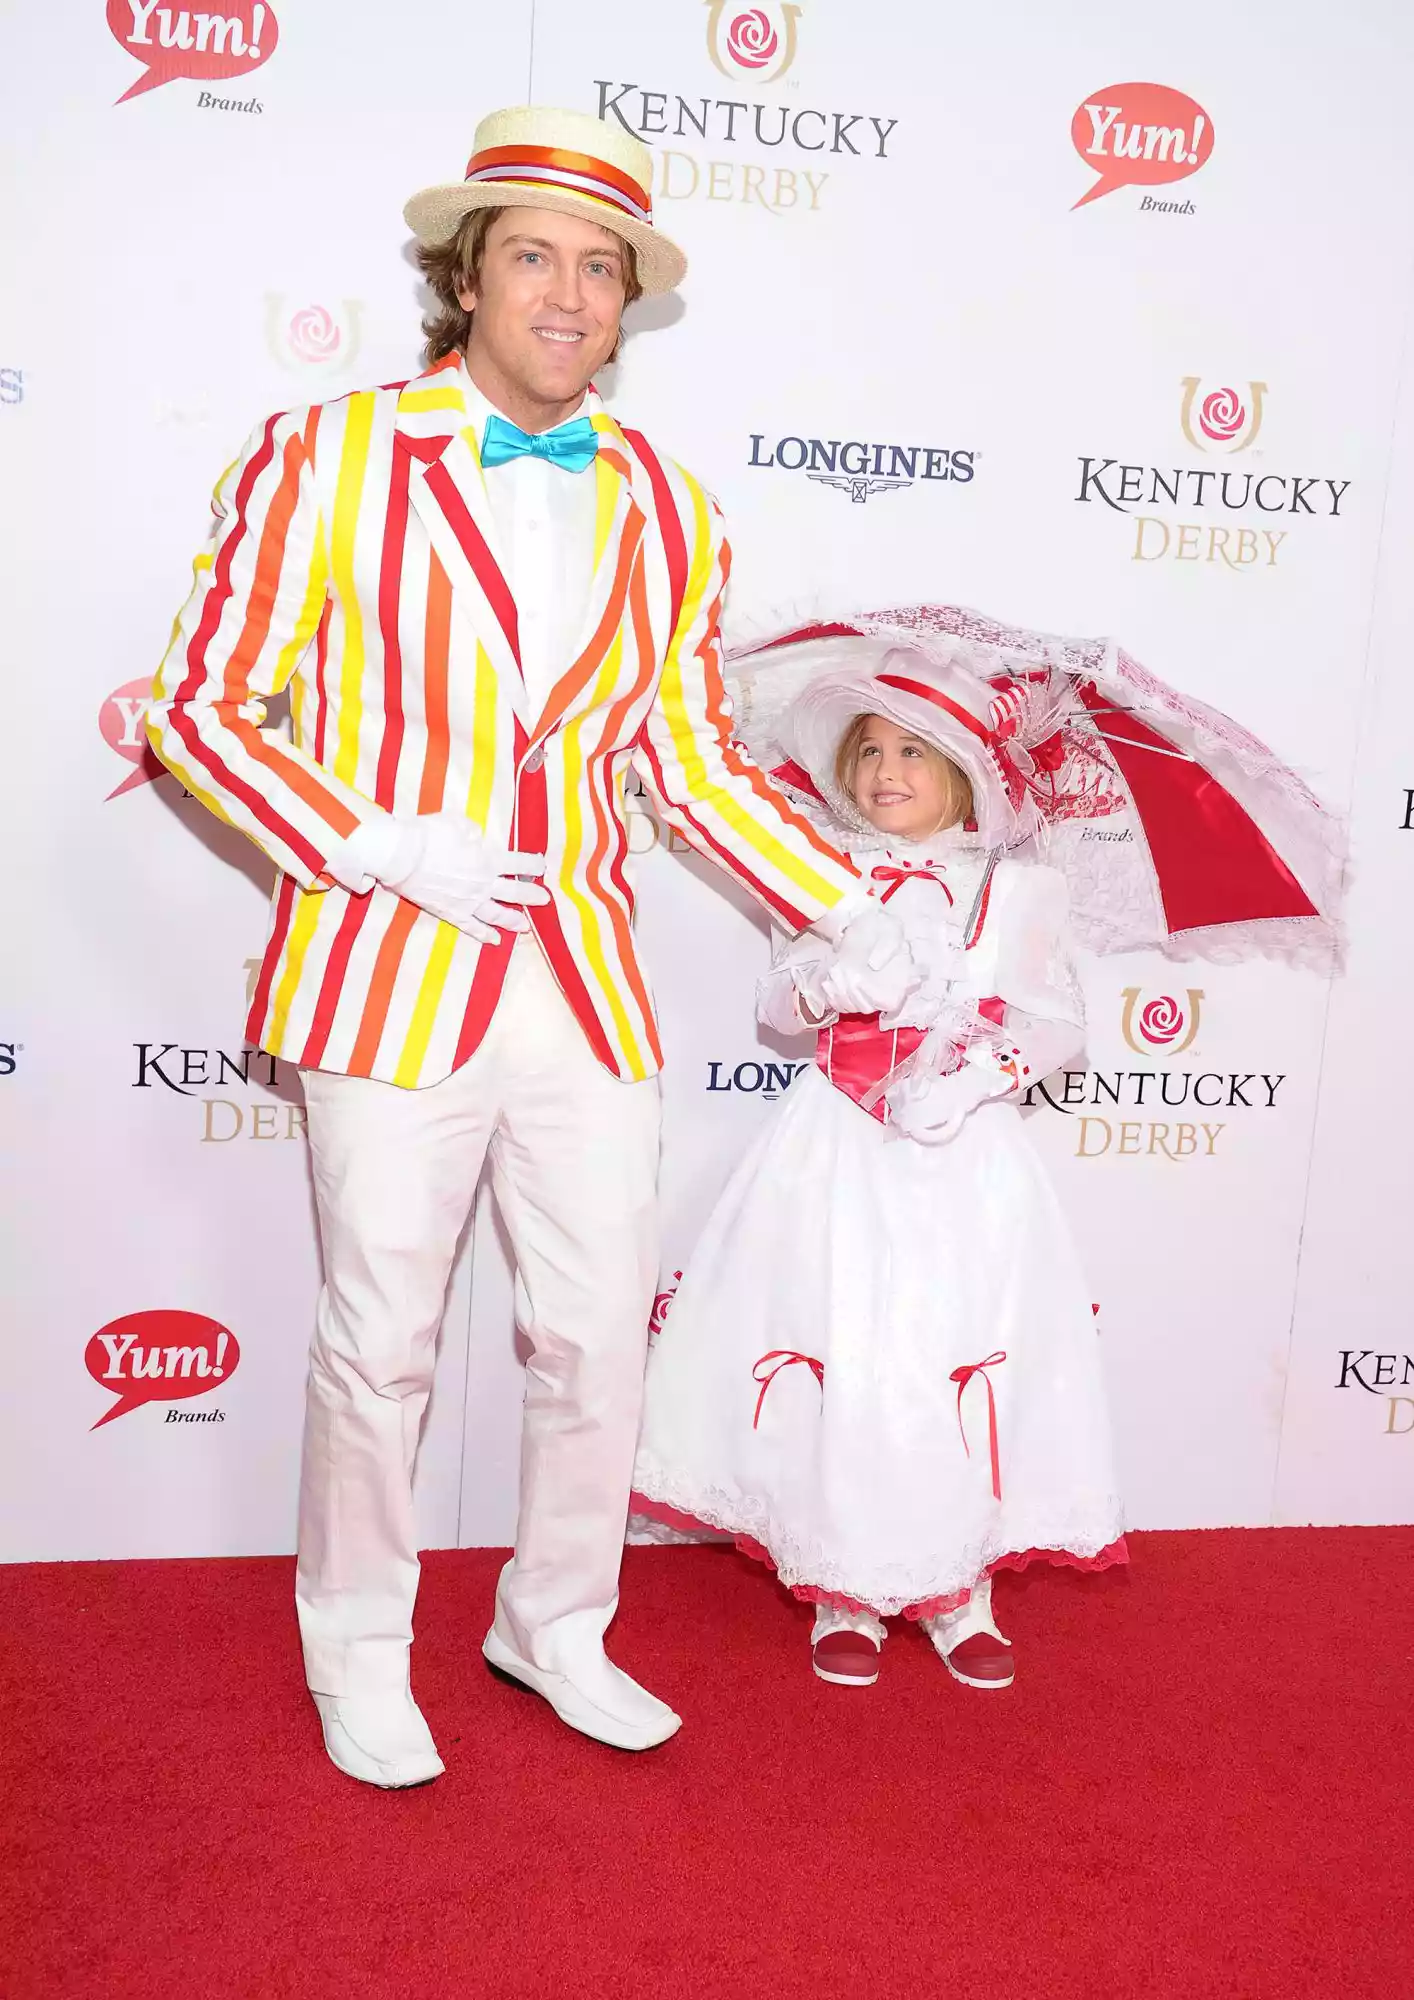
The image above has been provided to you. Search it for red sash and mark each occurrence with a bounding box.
[815,1013,927,1125]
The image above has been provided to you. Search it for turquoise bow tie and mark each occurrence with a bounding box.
[481,413,600,474]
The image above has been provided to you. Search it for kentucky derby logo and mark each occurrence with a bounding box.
[101,677,166,801]
[265,298,362,375]
[706,2,801,83]
[1180,379,1267,454]
[648,1274,682,1344]
[1120,988,1203,1057]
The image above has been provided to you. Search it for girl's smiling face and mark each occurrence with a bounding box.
[843,714,971,842]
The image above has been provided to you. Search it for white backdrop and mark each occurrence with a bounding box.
[2,0,1411,1560]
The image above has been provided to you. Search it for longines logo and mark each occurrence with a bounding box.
[1120,988,1203,1057]
[706,1057,811,1100]
[706,3,801,83]
[0,1042,20,1076]
[1,368,24,406]
[134,1042,306,1143]
[1075,381,1351,573]
[1026,988,1284,1161]
[749,433,978,503]
[265,298,362,375]
[1335,1349,1414,1438]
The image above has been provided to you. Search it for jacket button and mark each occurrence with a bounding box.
[524,747,544,773]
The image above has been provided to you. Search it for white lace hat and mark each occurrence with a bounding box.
[769,637,1033,847]
[404,105,686,296]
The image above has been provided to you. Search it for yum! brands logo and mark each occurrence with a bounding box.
[706,2,801,83]
[1180,379,1267,454]
[1071,82,1213,211]
[86,1311,239,1428]
[107,0,278,104]
[101,677,166,800]
[1121,987,1203,1057]
[265,299,363,376]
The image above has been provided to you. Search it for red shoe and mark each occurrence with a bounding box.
[943,1630,1014,1689]
[810,1607,886,1686]
[923,1577,1014,1689]
[812,1629,882,1687]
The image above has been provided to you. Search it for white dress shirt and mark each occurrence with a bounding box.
[326,373,601,890]
[463,375,599,722]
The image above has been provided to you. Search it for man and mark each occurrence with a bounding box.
[148,104,904,1788]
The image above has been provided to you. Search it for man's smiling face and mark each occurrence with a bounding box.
[459,205,629,427]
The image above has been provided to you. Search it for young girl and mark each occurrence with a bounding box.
[632,638,1127,1689]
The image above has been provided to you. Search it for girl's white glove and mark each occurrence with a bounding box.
[886,1063,1004,1145]
[794,902,917,1020]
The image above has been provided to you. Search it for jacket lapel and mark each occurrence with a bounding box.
[527,409,648,746]
[396,359,529,723]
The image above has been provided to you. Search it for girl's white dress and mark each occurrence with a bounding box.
[633,835,1126,1618]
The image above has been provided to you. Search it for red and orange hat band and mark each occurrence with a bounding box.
[463,144,653,224]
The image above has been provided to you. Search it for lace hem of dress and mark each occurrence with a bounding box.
[629,1470,1128,1620]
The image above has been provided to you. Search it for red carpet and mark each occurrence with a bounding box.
[3,1529,1410,1999]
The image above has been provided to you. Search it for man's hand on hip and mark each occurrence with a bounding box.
[327,811,548,944]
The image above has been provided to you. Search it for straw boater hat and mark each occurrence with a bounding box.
[734,633,1037,848]
[403,104,686,295]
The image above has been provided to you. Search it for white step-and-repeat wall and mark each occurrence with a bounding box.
[3,0,1411,1560]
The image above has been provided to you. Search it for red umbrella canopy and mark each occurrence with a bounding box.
[727,607,1343,969]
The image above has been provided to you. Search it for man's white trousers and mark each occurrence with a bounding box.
[295,941,661,1696]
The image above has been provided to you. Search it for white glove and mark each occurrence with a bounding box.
[327,811,547,944]
[796,900,916,1020]
[886,1062,1004,1145]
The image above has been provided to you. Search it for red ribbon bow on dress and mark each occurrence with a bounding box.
[949,1350,1007,1500]
[752,1350,825,1430]
[869,863,955,906]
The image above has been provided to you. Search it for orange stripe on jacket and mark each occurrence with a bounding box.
[535,511,645,741]
[587,561,662,1059]
[418,552,453,811]
[347,900,420,1076]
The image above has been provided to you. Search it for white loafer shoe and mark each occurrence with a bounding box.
[311,1687,446,1789]
[483,1626,681,1752]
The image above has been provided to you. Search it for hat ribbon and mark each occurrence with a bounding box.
[875,671,1029,809]
[464,143,653,224]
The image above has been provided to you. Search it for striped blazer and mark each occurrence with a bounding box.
[148,354,856,1087]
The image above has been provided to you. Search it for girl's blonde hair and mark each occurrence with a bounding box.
[834,712,974,831]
